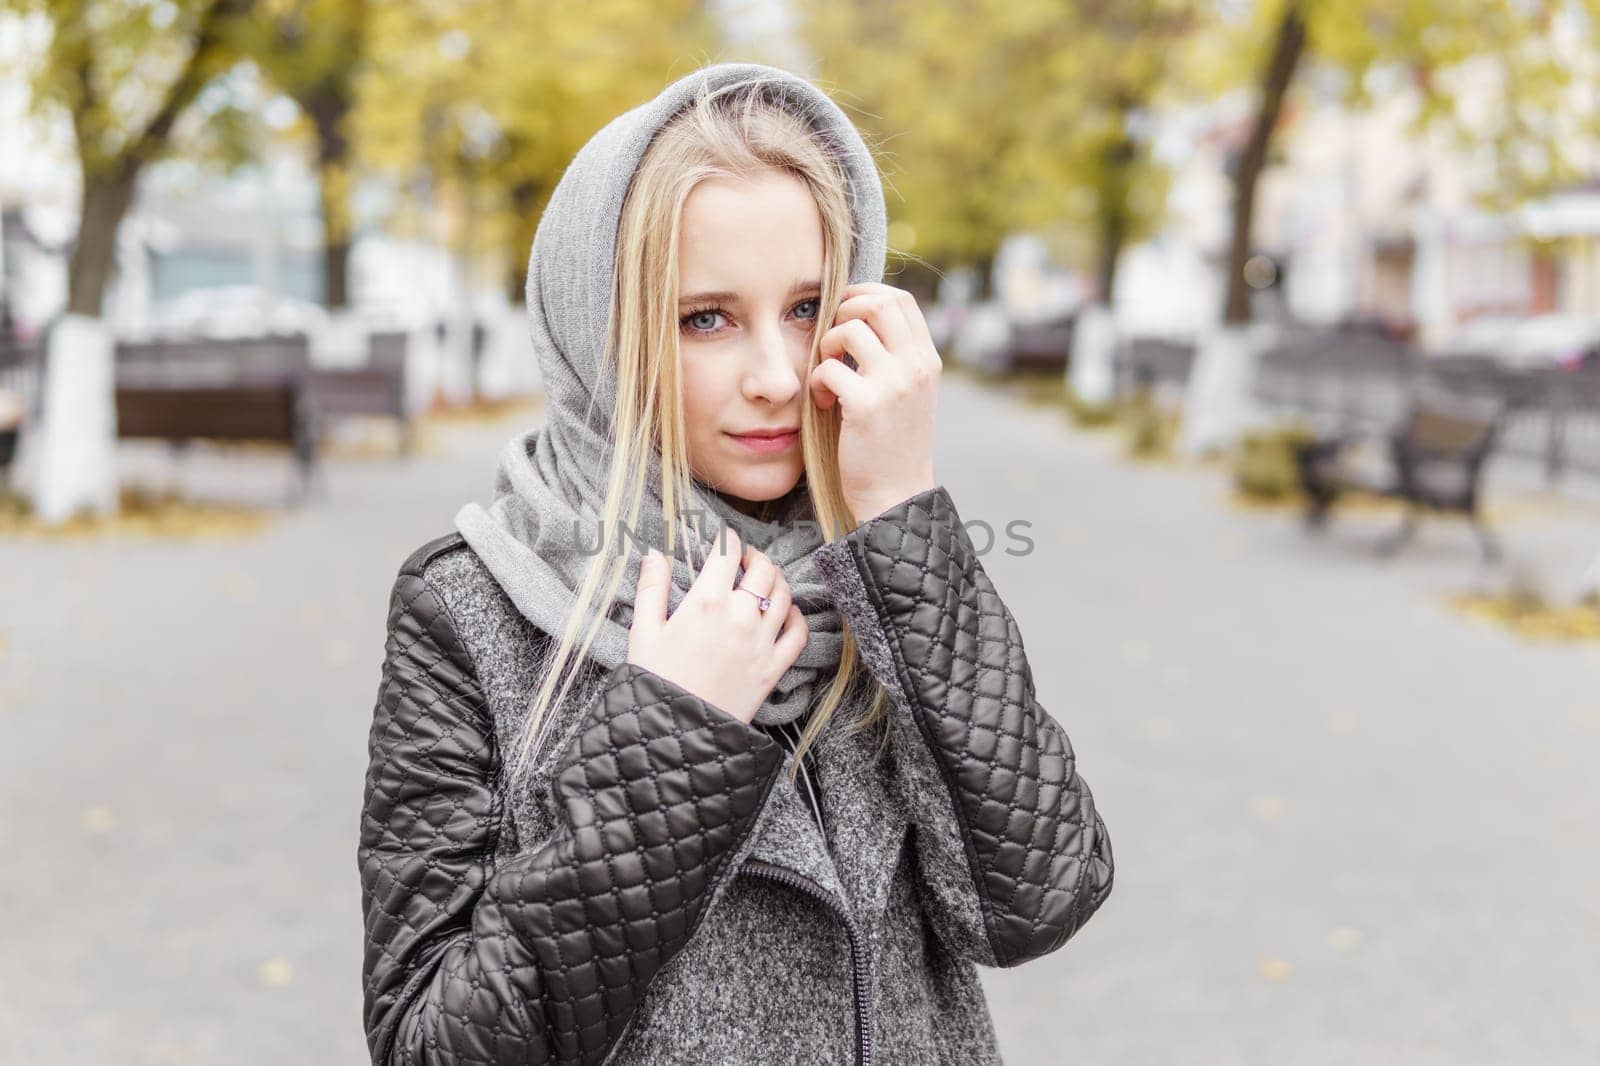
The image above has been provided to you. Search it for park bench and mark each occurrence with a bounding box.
[1257,332,1416,435]
[1,330,406,505]
[115,333,312,386]
[1433,358,1600,483]
[115,381,320,504]
[1115,336,1195,398]
[1007,312,1077,374]
[1294,396,1506,562]
[306,329,411,453]
[1540,365,1600,480]
[115,334,321,504]
[0,333,42,494]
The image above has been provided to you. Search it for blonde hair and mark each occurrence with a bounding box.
[507,78,891,785]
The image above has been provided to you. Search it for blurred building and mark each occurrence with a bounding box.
[0,131,488,343]
[140,151,326,311]
[1125,58,1600,356]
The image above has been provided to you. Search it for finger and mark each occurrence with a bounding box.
[840,280,922,324]
[819,318,890,377]
[758,570,793,641]
[808,355,869,412]
[891,287,939,359]
[774,603,809,663]
[692,521,743,597]
[631,548,669,636]
[739,544,778,597]
[732,549,776,622]
[833,292,917,361]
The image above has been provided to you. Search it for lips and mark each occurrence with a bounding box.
[728,428,799,453]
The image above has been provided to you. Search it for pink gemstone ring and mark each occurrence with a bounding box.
[737,586,772,612]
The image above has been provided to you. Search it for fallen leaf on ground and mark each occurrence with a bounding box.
[1328,928,1361,952]
[1258,956,1293,981]
[82,806,117,833]
[259,958,294,987]
[1252,796,1286,822]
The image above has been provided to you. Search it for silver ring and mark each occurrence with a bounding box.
[737,586,772,612]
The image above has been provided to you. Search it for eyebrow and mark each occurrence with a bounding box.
[678,279,822,304]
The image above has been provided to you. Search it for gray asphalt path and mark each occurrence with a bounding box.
[2,377,1596,1065]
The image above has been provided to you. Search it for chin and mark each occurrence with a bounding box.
[716,467,804,507]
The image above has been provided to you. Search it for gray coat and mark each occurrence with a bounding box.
[357,484,1114,1064]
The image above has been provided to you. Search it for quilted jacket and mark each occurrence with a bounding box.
[357,484,1114,1065]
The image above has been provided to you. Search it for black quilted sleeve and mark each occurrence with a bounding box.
[358,563,786,1065]
[812,485,1113,968]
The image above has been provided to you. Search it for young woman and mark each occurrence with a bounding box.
[358,62,1113,1066]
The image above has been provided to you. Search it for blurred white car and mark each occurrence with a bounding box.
[948,301,1014,374]
[924,302,964,355]
[138,285,331,341]
[1436,313,1600,369]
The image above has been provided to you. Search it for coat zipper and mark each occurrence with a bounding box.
[742,859,872,1066]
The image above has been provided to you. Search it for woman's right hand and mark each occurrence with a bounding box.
[626,525,808,725]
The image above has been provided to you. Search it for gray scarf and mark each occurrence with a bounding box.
[453,62,888,726]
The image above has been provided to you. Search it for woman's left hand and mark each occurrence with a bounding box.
[809,281,941,523]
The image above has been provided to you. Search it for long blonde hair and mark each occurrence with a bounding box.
[507,77,891,785]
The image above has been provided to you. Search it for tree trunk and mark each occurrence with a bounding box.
[322,237,350,310]
[972,251,997,301]
[1223,3,1307,325]
[1095,217,1125,307]
[66,167,139,317]
[39,0,248,525]
[62,0,249,319]
[1095,127,1136,304]
[504,260,523,308]
[309,88,353,310]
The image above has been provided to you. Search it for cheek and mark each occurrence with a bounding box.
[679,360,731,427]
[789,328,816,374]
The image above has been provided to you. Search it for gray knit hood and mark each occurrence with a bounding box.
[453,62,888,726]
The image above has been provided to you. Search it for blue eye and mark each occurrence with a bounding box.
[680,307,726,335]
[679,298,819,337]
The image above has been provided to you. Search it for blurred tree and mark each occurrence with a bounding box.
[1204,0,1578,324]
[799,0,1063,298]
[798,0,1204,303]
[1044,0,1202,301]
[3,0,258,523]
[243,0,369,309]
[353,0,719,305]
[7,0,257,316]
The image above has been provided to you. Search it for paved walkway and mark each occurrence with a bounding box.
[1,376,1596,1065]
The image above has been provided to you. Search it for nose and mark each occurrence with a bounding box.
[741,318,803,406]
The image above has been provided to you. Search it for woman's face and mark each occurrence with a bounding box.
[675,168,823,517]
